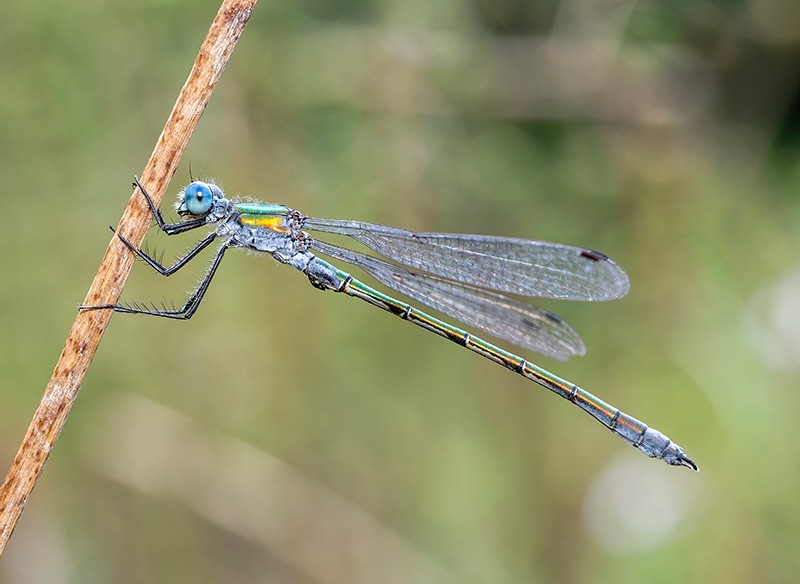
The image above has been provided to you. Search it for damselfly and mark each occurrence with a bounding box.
[82,178,697,470]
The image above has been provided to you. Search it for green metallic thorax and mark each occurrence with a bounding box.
[234,202,289,215]
[233,202,292,232]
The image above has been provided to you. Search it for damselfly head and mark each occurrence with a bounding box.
[176,181,223,216]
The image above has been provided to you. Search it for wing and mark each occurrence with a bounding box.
[309,239,586,360]
[302,218,629,301]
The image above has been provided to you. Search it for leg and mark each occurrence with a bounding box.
[81,243,230,319]
[132,176,207,235]
[113,227,218,276]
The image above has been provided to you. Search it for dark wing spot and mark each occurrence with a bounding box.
[521,318,542,331]
[580,250,609,262]
[542,311,563,324]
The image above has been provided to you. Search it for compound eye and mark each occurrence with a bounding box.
[183,182,214,215]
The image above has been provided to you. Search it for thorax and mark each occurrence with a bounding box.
[221,201,306,259]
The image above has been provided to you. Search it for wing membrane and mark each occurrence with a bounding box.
[303,218,629,301]
[310,238,585,360]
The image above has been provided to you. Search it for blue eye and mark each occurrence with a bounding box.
[183,182,214,215]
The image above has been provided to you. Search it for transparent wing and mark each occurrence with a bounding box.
[310,239,586,360]
[303,218,629,301]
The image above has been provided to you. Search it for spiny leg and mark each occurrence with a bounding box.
[132,176,207,235]
[81,243,231,319]
[112,227,218,276]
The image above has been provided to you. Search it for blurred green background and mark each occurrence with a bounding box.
[2,0,800,582]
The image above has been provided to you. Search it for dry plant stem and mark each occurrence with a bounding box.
[0,0,257,555]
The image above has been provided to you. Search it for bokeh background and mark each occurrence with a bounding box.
[2,0,800,582]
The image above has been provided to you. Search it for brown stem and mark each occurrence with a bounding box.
[0,0,257,555]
